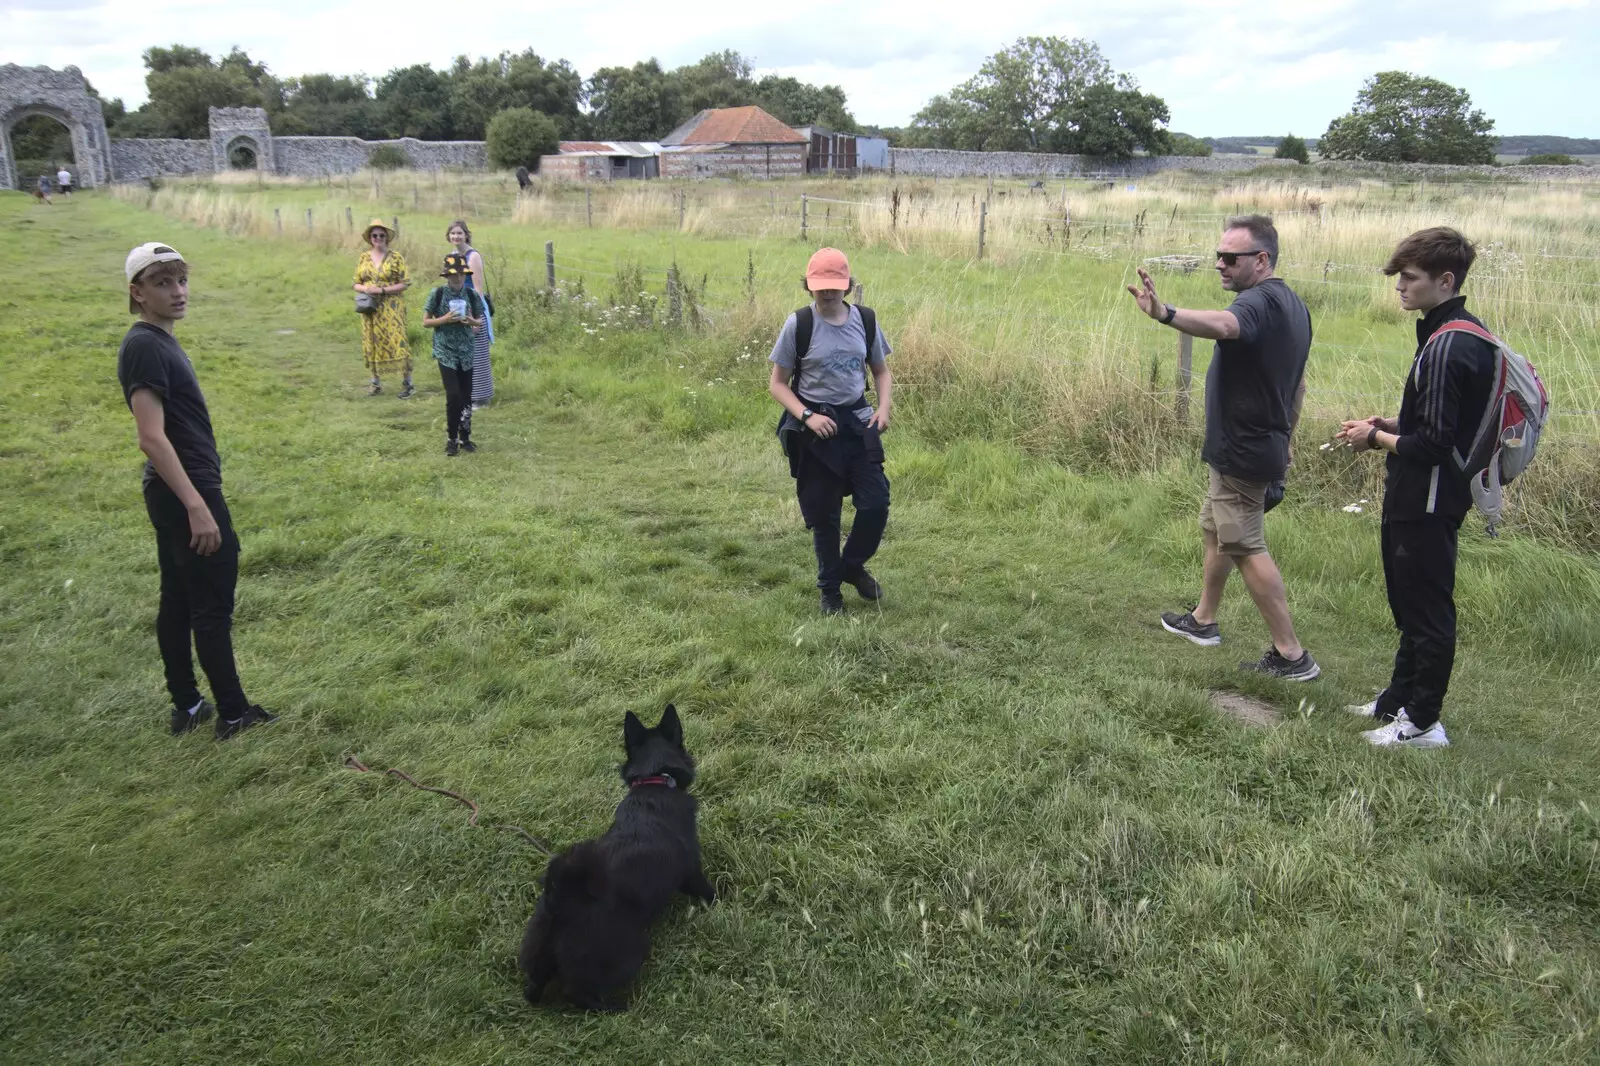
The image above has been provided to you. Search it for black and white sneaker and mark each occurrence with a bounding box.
[1241,647,1321,682]
[170,699,215,736]
[1160,610,1221,647]
[215,705,278,741]
[446,439,460,457]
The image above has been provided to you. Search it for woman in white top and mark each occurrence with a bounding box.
[447,220,494,407]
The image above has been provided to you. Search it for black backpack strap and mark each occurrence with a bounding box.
[857,305,877,361]
[790,306,814,389]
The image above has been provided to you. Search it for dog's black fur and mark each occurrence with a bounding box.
[518,704,715,1010]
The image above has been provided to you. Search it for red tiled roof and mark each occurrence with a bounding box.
[664,106,806,145]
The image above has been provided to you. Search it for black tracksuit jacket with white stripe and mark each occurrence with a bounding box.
[1383,295,1496,522]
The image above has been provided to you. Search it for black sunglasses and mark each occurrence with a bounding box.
[1215,249,1265,266]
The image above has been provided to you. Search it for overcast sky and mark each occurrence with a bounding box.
[3,0,1595,137]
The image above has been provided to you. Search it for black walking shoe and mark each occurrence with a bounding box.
[216,705,278,741]
[446,439,460,456]
[170,699,215,736]
[397,383,415,399]
[1241,647,1321,682]
[845,568,882,601]
[459,439,477,453]
[1160,610,1221,647]
[820,589,845,616]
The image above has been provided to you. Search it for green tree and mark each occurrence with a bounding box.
[133,45,270,138]
[908,36,1162,155]
[486,107,559,169]
[1318,72,1495,164]
[754,76,855,131]
[1514,153,1580,166]
[277,74,379,138]
[375,64,452,139]
[1169,133,1212,157]
[1275,134,1311,164]
[1069,83,1170,160]
[673,50,754,114]
[587,60,681,140]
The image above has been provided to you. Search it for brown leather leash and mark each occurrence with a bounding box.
[344,754,553,856]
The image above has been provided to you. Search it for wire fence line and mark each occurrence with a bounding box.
[523,245,1599,443]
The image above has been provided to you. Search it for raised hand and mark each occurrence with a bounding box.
[1126,268,1162,320]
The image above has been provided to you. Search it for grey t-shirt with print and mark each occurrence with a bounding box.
[769,304,892,407]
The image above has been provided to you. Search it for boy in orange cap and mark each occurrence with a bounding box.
[769,248,895,615]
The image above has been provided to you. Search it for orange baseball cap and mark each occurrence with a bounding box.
[805,247,851,291]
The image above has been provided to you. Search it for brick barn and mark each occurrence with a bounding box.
[658,106,806,180]
[539,141,661,181]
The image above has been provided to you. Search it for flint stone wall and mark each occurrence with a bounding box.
[107,139,214,180]
[0,63,112,189]
[887,147,1599,183]
[271,136,487,176]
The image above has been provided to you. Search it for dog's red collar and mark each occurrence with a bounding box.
[628,774,677,789]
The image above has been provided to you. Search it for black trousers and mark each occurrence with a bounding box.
[1375,517,1461,730]
[440,364,474,441]
[795,442,890,592]
[144,481,249,718]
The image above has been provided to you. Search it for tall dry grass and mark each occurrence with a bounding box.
[111,169,1600,546]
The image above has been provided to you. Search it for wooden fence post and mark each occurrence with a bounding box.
[305,208,313,234]
[978,200,988,259]
[545,241,555,290]
[586,187,593,228]
[801,194,809,240]
[274,208,282,235]
[667,263,682,327]
[856,282,865,306]
[345,206,353,232]
[678,190,686,230]
[1176,333,1193,422]
[391,216,399,238]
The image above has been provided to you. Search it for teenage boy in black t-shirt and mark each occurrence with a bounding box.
[118,242,277,739]
[1128,215,1319,681]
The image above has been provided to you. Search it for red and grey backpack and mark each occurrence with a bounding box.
[1431,320,1550,535]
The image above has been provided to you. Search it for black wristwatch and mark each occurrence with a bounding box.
[1367,426,1379,449]
[1160,303,1177,325]
[800,408,813,423]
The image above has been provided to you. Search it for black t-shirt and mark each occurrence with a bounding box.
[117,322,222,489]
[1201,278,1312,482]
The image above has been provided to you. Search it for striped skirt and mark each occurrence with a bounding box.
[471,324,494,403]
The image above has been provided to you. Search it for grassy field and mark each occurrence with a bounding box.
[2,189,1599,1064]
[112,168,1600,547]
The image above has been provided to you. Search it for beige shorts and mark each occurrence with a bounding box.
[1199,466,1268,557]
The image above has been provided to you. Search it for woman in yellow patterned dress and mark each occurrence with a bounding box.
[353,219,413,396]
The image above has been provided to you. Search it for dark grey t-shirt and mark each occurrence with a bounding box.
[1201,278,1312,482]
[769,305,891,407]
[117,322,222,490]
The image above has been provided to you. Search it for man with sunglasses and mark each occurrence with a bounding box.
[1128,214,1318,681]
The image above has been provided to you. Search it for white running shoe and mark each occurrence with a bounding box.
[1347,695,1405,718]
[1366,718,1449,748]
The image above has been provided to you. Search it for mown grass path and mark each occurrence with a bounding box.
[2,194,1597,1064]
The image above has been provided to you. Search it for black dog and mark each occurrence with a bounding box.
[519,704,715,1010]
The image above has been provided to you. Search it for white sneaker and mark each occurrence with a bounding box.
[1347,695,1404,718]
[1366,719,1449,748]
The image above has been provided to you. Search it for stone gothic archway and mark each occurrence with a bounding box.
[0,64,110,190]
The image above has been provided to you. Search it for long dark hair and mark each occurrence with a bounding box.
[447,219,472,244]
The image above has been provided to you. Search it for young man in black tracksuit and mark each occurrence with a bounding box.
[1338,228,1496,749]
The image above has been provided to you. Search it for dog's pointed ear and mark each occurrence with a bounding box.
[623,711,648,750]
[658,703,682,745]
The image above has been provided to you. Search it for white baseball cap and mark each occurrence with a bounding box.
[125,242,186,283]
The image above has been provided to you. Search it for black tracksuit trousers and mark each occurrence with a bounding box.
[1374,517,1461,730]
